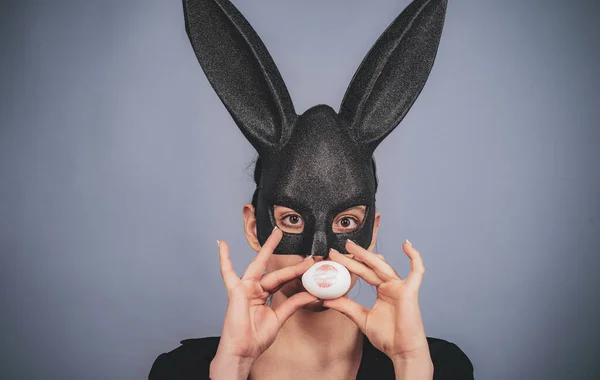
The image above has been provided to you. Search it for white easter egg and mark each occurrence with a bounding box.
[301,261,351,300]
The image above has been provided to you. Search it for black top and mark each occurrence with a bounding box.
[149,336,473,379]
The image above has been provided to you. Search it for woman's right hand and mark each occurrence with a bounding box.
[210,227,317,380]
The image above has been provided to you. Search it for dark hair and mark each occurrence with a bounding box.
[250,157,379,208]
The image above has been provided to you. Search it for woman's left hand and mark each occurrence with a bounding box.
[324,239,432,368]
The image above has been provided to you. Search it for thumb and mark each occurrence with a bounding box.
[322,297,368,332]
[273,292,318,326]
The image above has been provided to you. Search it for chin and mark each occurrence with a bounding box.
[302,299,329,312]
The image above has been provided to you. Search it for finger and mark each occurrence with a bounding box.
[322,297,369,332]
[403,240,426,287]
[357,253,386,263]
[346,240,399,281]
[243,227,283,280]
[329,249,383,286]
[218,240,240,290]
[259,257,314,293]
[273,292,318,326]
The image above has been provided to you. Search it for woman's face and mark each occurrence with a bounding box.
[243,203,380,303]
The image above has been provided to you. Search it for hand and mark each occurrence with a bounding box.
[324,240,431,365]
[211,227,317,379]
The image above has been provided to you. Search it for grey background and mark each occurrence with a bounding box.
[1,0,599,379]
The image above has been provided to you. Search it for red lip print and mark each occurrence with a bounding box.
[313,263,338,288]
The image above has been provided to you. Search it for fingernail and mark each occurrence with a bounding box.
[273,225,278,232]
[405,239,412,246]
[347,239,357,246]
[216,240,220,247]
[304,254,314,261]
[330,248,339,254]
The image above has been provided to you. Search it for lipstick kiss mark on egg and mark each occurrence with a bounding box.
[313,263,338,288]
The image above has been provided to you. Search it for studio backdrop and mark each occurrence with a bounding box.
[1,0,598,379]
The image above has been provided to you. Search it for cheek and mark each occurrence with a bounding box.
[265,255,303,272]
[265,261,278,273]
[267,257,306,297]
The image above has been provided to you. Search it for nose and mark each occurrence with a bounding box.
[310,231,328,257]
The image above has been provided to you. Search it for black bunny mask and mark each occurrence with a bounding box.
[183,0,447,256]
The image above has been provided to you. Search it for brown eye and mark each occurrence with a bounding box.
[340,217,352,228]
[281,213,304,230]
[334,216,358,232]
[287,215,301,225]
[332,206,366,233]
[274,205,305,233]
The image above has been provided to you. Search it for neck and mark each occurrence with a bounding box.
[258,293,363,369]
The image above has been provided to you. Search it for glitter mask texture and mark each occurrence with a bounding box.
[183,0,447,256]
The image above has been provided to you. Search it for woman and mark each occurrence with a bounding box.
[151,0,473,378]
[149,162,474,379]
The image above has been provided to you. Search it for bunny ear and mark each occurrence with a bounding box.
[183,0,296,153]
[339,0,447,152]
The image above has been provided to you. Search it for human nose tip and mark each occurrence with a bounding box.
[312,248,334,262]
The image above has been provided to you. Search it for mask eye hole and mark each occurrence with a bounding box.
[333,205,366,233]
[274,205,304,233]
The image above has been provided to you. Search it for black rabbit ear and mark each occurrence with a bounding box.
[183,0,297,153]
[339,0,447,152]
